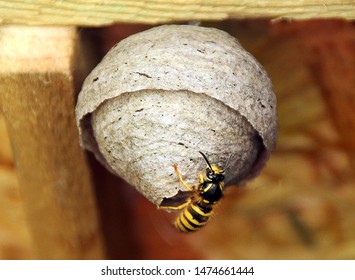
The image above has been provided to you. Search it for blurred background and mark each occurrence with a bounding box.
[0,19,354,259]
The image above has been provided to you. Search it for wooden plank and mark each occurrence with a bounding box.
[298,21,355,169]
[0,26,105,259]
[0,0,354,26]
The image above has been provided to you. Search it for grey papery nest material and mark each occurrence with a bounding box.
[76,25,277,206]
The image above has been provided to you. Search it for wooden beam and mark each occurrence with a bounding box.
[0,0,354,26]
[0,26,105,259]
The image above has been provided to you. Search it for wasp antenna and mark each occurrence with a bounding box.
[224,154,233,171]
[199,151,213,170]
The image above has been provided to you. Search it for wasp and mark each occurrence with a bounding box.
[160,151,226,233]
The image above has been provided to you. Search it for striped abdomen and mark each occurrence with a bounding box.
[175,200,214,232]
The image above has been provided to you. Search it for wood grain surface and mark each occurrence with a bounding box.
[0,0,354,26]
[0,26,105,259]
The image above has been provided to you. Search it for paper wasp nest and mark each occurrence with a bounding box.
[76,25,277,206]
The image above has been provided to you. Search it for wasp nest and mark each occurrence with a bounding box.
[76,25,277,206]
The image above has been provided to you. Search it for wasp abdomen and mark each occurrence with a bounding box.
[175,200,213,232]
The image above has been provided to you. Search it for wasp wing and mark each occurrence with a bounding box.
[159,190,194,211]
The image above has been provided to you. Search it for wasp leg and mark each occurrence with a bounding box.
[198,173,204,184]
[160,200,190,211]
[173,163,193,191]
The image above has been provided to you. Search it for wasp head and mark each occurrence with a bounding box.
[206,164,224,182]
[199,151,225,182]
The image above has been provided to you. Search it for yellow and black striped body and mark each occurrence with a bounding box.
[175,167,224,232]
[175,198,214,232]
[160,152,225,233]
